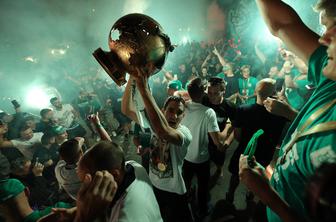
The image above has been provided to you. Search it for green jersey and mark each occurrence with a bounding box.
[267,46,336,221]
[286,68,310,111]
[238,76,258,104]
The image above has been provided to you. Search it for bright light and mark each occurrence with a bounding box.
[50,48,66,56]
[24,56,38,63]
[182,36,189,45]
[262,27,276,42]
[25,87,50,109]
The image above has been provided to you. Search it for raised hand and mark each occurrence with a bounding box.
[75,171,118,222]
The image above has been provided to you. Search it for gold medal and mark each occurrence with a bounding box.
[157,162,166,172]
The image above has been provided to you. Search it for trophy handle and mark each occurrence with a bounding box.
[92,48,127,86]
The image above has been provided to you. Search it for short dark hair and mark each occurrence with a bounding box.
[80,141,125,175]
[59,139,81,165]
[41,133,54,146]
[40,108,52,118]
[18,124,31,133]
[10,157,30,174]
[23,116,34,123]
[187,77,207,101]
[315,0,336,18]
[208,77,225,91]
[163,96,186,110]
[50,97,58,104]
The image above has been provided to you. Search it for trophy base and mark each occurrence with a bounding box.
[92,48,127,86]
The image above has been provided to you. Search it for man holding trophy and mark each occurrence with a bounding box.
[92,14,194,221]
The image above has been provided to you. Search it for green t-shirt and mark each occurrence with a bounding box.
[267,46,336,222]
[286,68,310,111]
[238,76,258,104]
[0,179,72,222]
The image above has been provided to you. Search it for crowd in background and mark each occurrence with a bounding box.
[0,0,335,220]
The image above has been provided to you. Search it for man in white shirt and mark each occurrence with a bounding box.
[50,97,86,139]
[55,137,84,200]
[0,125,43,160]
[182,77,227,218]
[121,74,193,222]
[75,141,162,222]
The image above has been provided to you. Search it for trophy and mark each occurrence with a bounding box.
[93,13,174,86]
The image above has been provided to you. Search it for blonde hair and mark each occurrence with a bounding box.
[255,78,276,100]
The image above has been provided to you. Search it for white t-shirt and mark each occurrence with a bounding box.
[109,161,163,222]
[54,160,81,200]
[11,132,43,160]
[182,102,219,163]
[149,125,192,195]
[53,104,75,129]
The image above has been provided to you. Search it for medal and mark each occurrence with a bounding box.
[157,162,167,172]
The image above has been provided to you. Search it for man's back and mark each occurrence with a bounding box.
[232,103,288,166]
[182,102,219,163]
[109,161,162,222]
[54,160,81,200]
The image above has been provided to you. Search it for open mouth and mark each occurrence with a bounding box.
[168,121,176,126]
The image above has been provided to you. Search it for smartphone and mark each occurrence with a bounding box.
[11,100,20,108]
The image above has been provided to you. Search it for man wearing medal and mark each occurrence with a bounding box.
[238,0,336,222]
[121,70,193,222]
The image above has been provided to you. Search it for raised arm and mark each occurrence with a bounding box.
[88,114,112,142]
[256,0,320,63]
[213,47,228,67]
[134,71,184,146]
[121,77,139,123]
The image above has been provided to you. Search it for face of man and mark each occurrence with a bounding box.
[319,12,336,81]
[51,98,62,109]
[0,123,8,135]
[179,64,186,73]
[57,131,68,143]
[223,64,233,76]
[25,120,36,131]
[2,114,13,123]
[201,67,208,75]
[242,67,250,78]
[20,128,34,141]
[268,66,279,78]
[45,111,54,120]
[163,100,185,129]
[208,85,224,105]
[167,88,177,96]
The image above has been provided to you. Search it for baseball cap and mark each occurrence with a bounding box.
[51,125,67,136]
[167,80,182,90]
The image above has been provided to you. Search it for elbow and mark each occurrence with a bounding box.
[154,127,171,141]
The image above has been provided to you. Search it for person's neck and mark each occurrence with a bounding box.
[256,97,264,106]
[226,72,234,77]
[192,98,202,103]
[211,96,224,105]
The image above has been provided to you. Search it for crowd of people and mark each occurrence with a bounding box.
[0,0,335,221]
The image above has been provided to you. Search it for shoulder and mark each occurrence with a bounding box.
[55,160,66,170]
[308,46,328,85]
[177,125,192,143]
[64,104,74,110]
